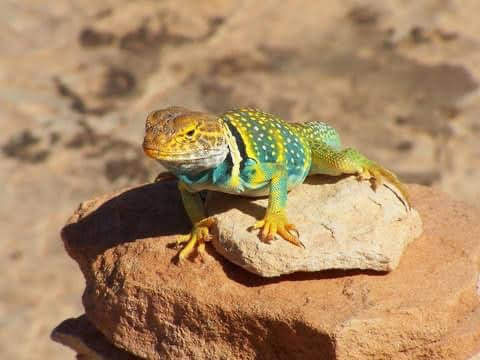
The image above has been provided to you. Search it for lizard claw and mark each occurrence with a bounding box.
[356,166,384,190]
[339,148,410,208]
[356,161,410,208]
[175,234,191,248]
[253,214,303,247]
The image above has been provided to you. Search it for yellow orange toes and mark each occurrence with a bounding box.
[177,217,217,262]
[253,214,303,247]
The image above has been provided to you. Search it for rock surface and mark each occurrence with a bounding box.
[210,176,422,276]
[60,183,480,359]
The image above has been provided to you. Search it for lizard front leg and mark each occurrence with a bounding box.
[177,181,216,261]
[252,164,303,247]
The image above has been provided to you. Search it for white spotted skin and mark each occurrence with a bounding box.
[220,109,313,191]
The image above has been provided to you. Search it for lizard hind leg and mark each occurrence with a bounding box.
[339,148,410,208]
[310,141,410,208]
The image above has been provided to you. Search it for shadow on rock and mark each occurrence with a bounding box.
[61,176,389,286]
[61,181,191,262]
[219,257,387,288]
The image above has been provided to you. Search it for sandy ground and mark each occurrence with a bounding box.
[1,1,479,358]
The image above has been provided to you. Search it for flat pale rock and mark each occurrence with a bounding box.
[59,183,480,359]
[209,176,422,276]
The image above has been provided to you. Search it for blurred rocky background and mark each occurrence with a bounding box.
[1,0,479,359]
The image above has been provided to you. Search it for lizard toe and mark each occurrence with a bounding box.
[253,214,303,247]
[177,217,216,262]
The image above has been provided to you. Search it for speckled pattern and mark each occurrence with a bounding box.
[220,108,314,194]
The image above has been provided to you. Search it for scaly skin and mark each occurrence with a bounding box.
[143,107,410,261]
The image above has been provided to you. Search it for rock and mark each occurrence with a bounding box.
[59,183,480,359]
[51,315,139,360]
[209,176,422,277]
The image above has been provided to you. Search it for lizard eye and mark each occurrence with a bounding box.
[186,129,195,137]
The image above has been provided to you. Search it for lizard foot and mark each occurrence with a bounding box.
[355,162,410,208]
[337,148,410,208]
[253,214,304,247]
[176,217,217,262]
[355,165,384,190]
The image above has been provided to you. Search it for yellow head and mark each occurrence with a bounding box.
[143,106,228,174]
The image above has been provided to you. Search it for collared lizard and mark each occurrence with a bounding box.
[143,106,409,261]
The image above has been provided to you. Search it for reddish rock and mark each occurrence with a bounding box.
[59,182,480,359]
[51,315,138,360]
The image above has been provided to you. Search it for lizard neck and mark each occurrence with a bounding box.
[158,148,229,176]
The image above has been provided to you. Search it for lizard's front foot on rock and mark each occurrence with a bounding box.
[176,217,217,262]
[253,214,303,247]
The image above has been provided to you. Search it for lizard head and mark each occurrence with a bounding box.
[143,106,228,174]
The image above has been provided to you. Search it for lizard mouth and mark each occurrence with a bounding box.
[143,147,190,160]
[143,145,183,159]
[143,146,224,162]
[143,147,163,159]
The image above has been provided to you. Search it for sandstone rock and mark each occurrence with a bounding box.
[210,176,422,277]
[60,183,480,359]
[51,315,138,360]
